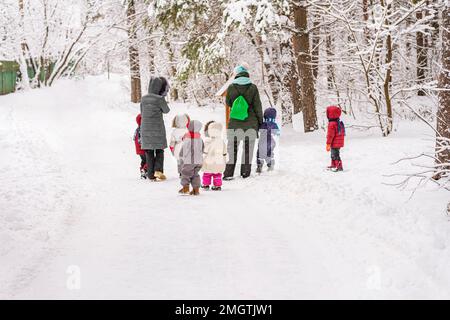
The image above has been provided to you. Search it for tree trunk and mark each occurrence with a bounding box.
[382,0,393,136]
[289,62,302,116]
[416,9,427,96]
[326,33,334,90]
[165,37,178,101]
[147,36,156,76]
[291,3,318,133]
[384,32,393,135]
[311,15,320,81]
[127,0,142,103]
[279,38,296,125]
[249,31,280,107]
[435,3,450,179]
[17,0,31,89]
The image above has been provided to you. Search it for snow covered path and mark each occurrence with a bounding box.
[1,76,449,299]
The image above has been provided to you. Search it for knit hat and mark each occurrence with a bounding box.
[234,62,250,75]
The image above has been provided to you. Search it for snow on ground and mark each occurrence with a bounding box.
[0,75,449,299]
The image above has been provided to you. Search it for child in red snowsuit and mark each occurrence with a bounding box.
[326,106,345,171]
[134,114,148,179]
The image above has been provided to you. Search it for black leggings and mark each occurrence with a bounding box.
[145,149,164,178]
[139,155,146,169]
[331,148,341,161]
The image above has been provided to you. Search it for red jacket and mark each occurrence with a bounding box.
[326,106,345,148]
[134,114,145,155]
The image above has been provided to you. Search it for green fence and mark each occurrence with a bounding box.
[0,61,19,95]
[27,62,55,84]
[0,60,56,95]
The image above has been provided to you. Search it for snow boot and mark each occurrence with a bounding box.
[140,169,147,179]
[155,171,166,181]
[256,163,263,174]
[190,187,200,196]
[327,160,337,170]
[211,186,222,191]
[336,160,344,172]
[201,185,210,191]
[179,185,190,195]
[223,176,234,181]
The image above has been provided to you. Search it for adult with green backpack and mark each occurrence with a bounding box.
[223,64,263,180]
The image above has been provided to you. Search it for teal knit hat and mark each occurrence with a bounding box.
[234,65,249,75]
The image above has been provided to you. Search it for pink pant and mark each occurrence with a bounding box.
[202,173,222,187]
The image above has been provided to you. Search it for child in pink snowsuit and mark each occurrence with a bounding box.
[201,121,227,191]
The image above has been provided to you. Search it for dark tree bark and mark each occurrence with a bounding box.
[435,3,450,179]
[416,8,427,96]
[326,33,334,90]
[381,0,393,136]
[291,2,318,133]
[311,14,320,81]
[279,38,300,125]
[127,0,142,103]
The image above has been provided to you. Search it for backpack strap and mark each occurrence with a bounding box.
[233,84,251,97]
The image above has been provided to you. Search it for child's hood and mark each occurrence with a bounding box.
[207,122,223,138]
[188,120,202,134]
[264,107,277,120]
[173,114,189,129]
[136,114,142,125]
[327,105,342,119]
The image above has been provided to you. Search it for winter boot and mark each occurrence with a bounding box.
[147,172,157,181]
[327,160,336,170]
[336,160,344,172]
[241,164,252,179]
[201,185,210,191]
[140,169,147,179]
[256,163,263,174]
[155,171,167,181]
[190,187,200,196]
[179,185,190,195]
[211,186,222,191]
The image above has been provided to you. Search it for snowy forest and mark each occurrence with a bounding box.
[0,0,450,299]
[1,0,449,190]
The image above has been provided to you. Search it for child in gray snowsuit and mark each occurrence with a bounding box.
[179,120,204,195]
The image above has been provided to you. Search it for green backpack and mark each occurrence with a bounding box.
[230,86,250,121]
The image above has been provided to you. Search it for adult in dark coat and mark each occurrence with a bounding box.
[140,76,170,180]
[223,65,263,179]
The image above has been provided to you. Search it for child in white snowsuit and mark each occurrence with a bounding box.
[201,121,227,191]
[169,114,190,175]
[179,120,204,196]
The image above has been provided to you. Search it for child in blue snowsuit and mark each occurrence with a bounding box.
[256,107,280,173]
